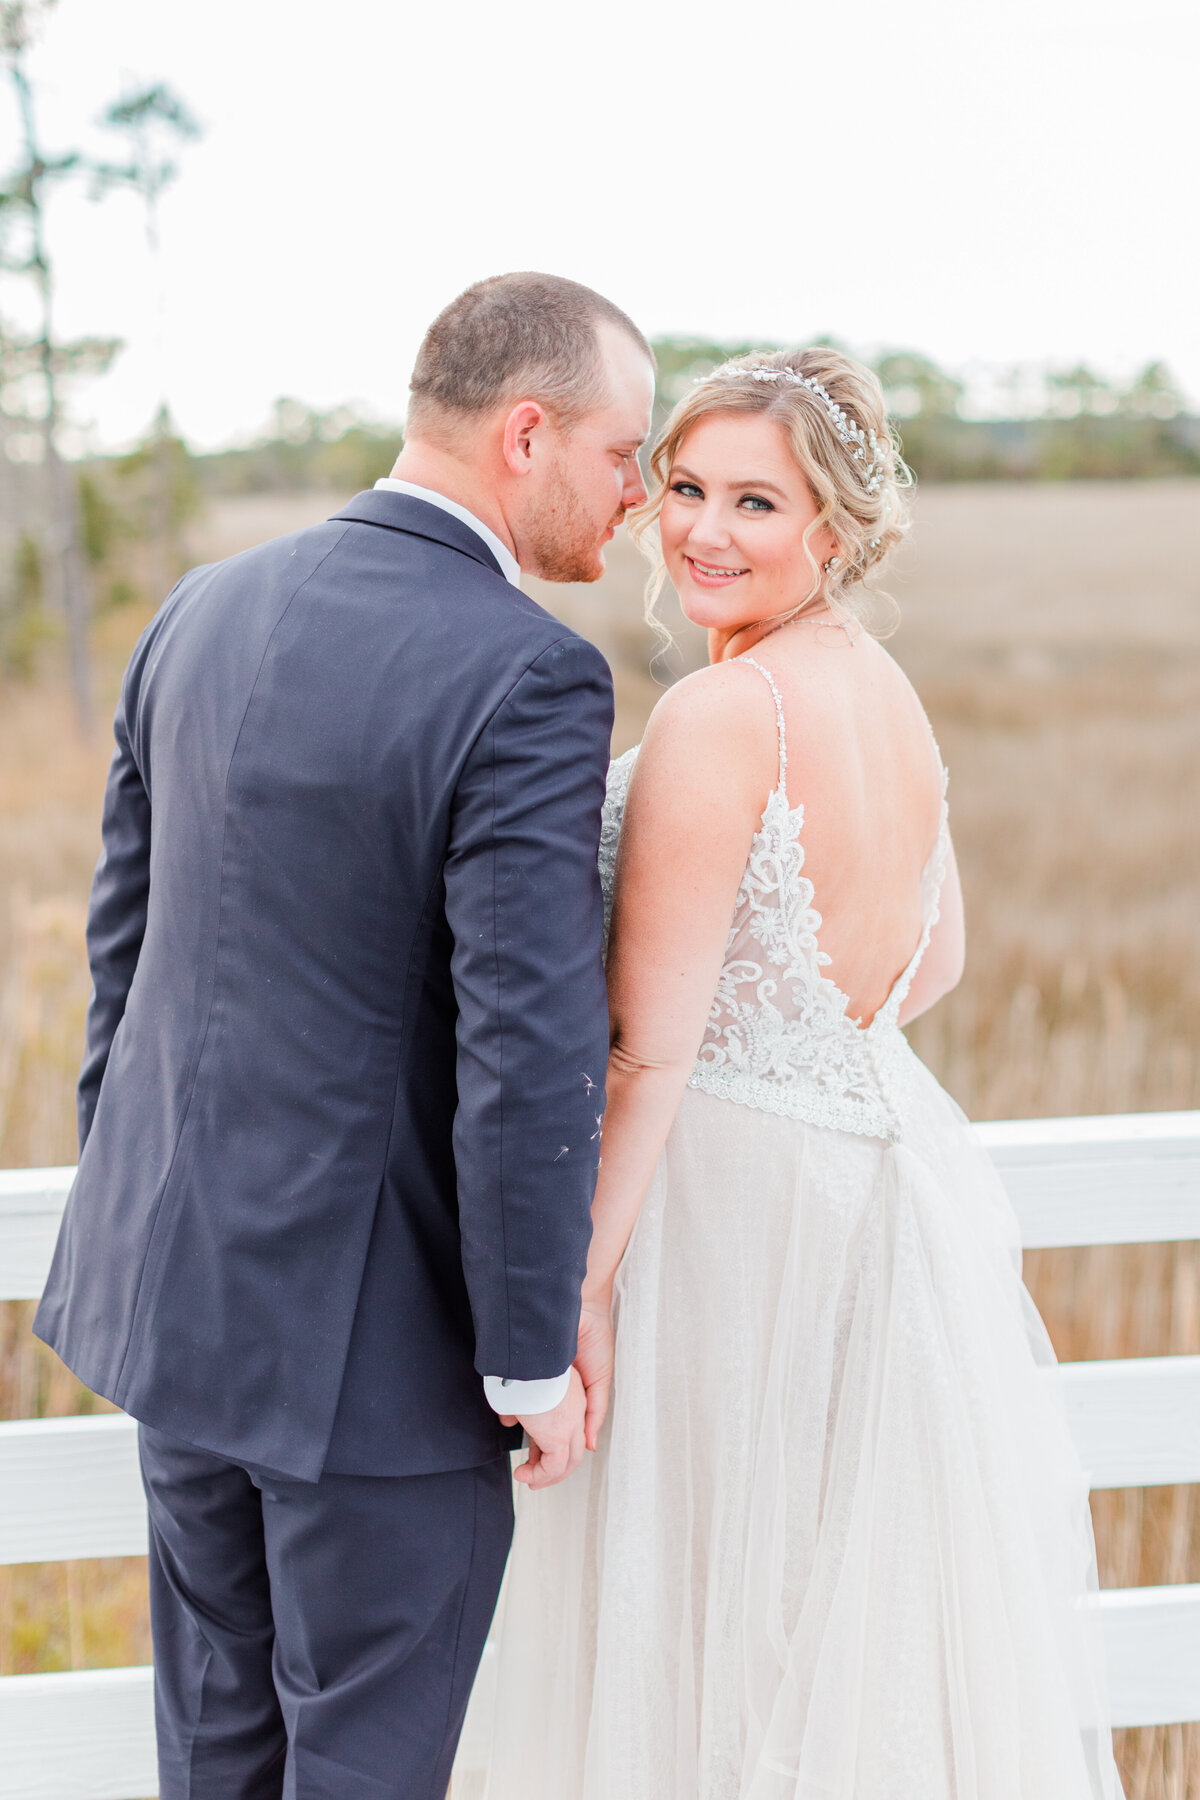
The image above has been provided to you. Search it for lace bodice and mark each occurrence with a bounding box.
[598,658,950,1143]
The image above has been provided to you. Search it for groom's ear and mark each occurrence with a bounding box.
[501,400,550,476]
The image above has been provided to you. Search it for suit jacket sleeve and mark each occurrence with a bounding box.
[444,633,614,1381]
[77,677,152,1150]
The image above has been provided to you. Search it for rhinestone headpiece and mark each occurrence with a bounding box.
[700,363,887,495]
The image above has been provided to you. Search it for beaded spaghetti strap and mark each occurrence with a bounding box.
[740,656,788,798]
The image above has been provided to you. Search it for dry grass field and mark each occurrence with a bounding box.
[2,479,1199,1795]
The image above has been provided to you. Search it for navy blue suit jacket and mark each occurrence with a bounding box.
[35,490,614,1481]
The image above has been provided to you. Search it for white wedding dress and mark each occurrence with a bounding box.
[458,657,1123,1799]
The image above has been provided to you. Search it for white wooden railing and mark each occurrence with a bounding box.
[2,1112,1200,1798]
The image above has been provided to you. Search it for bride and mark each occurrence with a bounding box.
[470,348,1122,1797]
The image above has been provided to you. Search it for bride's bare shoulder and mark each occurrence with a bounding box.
[644,657,780,743]
[636,659,780,805]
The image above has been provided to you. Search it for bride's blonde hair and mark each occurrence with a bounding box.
[629,346,914,644]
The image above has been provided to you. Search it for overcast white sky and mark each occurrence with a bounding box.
[5,0,1198,450]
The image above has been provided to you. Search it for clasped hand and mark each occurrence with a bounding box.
[499,1294,615,1489]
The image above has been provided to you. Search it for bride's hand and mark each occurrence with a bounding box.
[575,1292,615,1452]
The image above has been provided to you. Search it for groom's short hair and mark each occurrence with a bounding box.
[406,272,652,439]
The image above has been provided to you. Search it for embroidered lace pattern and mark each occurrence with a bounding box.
[599,746,635,955]
[599,660,950,1145]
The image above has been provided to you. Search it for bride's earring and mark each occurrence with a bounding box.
[823,557,840,575]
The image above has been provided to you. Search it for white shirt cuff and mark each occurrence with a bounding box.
[482,1370,571,1416]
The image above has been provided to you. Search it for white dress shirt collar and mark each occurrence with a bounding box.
[372,478,521,589]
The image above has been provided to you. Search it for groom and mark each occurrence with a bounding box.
[35,272,654,1797]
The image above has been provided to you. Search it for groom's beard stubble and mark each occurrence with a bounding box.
[525,462,623,585]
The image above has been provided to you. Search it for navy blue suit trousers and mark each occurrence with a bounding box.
[140,1424,513,1799]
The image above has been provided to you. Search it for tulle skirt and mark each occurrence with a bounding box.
[455,1064,1123,1798]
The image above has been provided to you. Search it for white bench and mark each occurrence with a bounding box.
[2,1111,1199,1798]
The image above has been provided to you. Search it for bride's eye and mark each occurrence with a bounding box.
[740,494,774,512]
[669,480,703,499]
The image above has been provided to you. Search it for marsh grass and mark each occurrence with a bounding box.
[2,482,1199,1793]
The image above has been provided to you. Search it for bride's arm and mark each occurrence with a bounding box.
[576,666,776,1439]
[898,839,966,1026]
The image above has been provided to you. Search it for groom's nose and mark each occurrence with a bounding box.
[621,460,648,510]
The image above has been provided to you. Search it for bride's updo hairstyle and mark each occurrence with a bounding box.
[630,346,913,640]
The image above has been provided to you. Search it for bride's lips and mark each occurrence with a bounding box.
[685,555,749,589]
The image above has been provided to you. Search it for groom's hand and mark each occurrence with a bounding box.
[507,1368,587,1490]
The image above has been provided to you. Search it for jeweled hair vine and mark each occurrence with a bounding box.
[629,346,914,652]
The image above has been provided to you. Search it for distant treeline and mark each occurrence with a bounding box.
[190,399,404,498]
[647,340,1200,482]
[179,343,1200,497]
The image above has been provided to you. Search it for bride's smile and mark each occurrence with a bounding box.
[683,556,749,585]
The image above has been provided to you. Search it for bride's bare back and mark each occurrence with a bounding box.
[755,622,952,1026]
